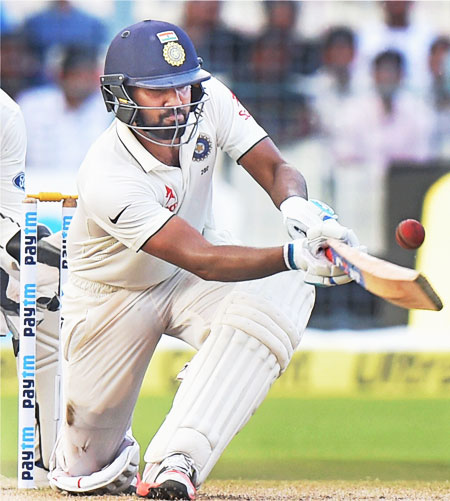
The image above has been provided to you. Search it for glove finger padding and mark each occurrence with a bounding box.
[307,219,357,246]
[300,243,350,281]
[304,272,352,287]
[283,239,352,288]
[306,219,361,257]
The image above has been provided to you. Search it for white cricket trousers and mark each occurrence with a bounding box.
[54,268,313,476]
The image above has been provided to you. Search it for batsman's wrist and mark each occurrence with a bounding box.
[283,242,298,270]
[280,196,308,218]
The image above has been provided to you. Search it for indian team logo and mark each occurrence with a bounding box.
[193,133,212,162]
[163,42,186,67]
[13,172,25,191]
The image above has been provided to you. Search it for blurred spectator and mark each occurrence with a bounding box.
[427,36,450,157]
[261,0,321,76]
[428,36,450,107]
[319,26,357,96]
[310,26,359,139]
[234,31,315,145]
[0,31,40,99]
[328,49,435,254]
[333,49,434,168]
[16,46,111,195]
[355,1,436,93]
[23,0,107,83]
[232,0,320,144]
[181,0,249,81]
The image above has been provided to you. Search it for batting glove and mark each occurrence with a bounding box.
[283,238,352,287]
[280,197,337,238]
[280,196,360,247]
[280,197,365,286]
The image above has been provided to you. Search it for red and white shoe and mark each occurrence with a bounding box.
[137,453,197,500]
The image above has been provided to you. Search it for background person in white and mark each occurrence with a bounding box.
[0,88,62,484]
[49,20,361,499]
[0,88,27,328]
[17,45,111,198]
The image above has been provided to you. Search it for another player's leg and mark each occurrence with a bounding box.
[139,272,315,499]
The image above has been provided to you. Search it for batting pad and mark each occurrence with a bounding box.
[144,274,315,485]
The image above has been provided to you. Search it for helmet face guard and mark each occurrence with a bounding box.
[101,74,208,147]
[100,20,211,147]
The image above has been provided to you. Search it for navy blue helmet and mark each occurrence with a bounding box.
[100,20,211,146]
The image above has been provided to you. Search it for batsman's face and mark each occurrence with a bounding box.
[132,86,192,140]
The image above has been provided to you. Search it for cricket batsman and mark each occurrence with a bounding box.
[48,20,361,499]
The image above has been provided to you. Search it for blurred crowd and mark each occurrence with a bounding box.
[1,0,450,252]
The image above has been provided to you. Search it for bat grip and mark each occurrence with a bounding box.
[325,247,333,262]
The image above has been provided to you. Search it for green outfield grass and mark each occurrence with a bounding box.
[1,395,449,481]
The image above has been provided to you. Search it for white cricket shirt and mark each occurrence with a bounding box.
[68,77,267,289]
[0,89,26,245]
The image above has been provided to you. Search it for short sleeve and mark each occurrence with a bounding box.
[205,78,268,162]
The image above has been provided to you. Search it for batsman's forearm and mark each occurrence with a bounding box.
[239,139,308,208]
[184,245,288,282]
[269,164,308,209]
[142,215,289,282]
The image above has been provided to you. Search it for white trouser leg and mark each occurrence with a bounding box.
[144,271,315,485]
[50,278,164,478]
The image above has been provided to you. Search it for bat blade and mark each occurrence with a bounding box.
[325,238,443,311]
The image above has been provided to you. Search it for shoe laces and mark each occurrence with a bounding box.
[157,453,197,484]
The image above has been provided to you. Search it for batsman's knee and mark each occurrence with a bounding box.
[217,273,315,371]
[212,290,299,372]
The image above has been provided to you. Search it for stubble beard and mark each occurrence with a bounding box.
[136,108,189,141]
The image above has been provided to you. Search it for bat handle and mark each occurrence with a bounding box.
[325,247,333,262]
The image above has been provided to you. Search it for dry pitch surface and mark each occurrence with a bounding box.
[1,477,449,500]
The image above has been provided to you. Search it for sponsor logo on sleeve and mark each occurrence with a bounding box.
[164,185,178,212]
[230,92,251,120]
[13,172,25,191]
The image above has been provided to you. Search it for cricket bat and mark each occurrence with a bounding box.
[325,238,443,311]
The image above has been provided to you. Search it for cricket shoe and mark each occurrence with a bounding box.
[137,453,197,500]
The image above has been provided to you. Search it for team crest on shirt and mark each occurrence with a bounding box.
[164,185,178,212]
[193,133,212,162]
[13,172,25,191]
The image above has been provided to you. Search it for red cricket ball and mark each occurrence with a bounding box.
[395,219,425,250]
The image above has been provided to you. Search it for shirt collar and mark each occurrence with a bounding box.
[115,119,162,173]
